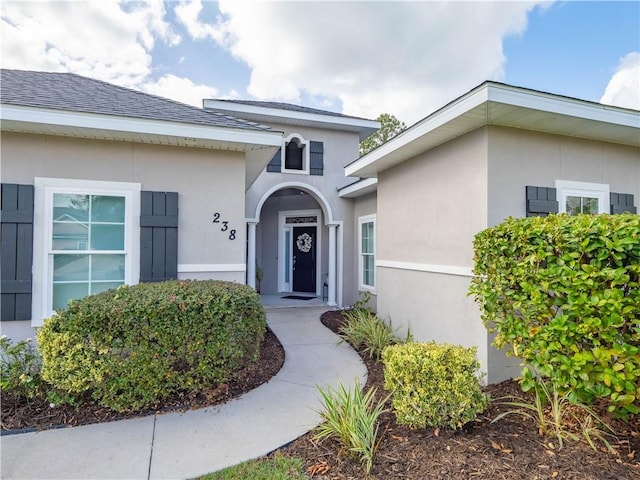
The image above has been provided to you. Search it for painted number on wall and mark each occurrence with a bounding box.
[212,212,236,240]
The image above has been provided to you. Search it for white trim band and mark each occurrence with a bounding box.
[377,260,473,277]
[178,264,247,273]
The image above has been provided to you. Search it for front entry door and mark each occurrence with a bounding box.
[292,226,316,293]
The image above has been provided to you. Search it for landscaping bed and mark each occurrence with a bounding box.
[3,309,639,480]
[1,327,284,432]
[272,310,640,480]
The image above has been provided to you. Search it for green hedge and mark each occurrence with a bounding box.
[469,214,640,416]
[382,342,489,430]
[38,280,266,412]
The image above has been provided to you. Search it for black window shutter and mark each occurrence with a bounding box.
[526,186,558,217]
[1,184,34,321]
[266,148,282,173]
[610,192,637,214]
[310,141,324,176]
[140,191,178,282]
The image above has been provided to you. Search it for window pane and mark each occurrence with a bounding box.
[566,196,582,215]
[91,282,123,295]
[91,195,125,222]
[53,194,89,222]
[52,222,89,250]
[361,222,373,253]
[285,142,304,170]
[567,195,599,215]
[583,197,599,214]
[92,254,125,281]
[363,254,374,286]
[53,282,89,310]
[91,224,125,250]
[284,230,290,283]
[53,254,89,281]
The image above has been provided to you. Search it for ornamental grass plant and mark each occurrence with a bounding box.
[314,379,389,474]
[493,374,618,453]
[338,308,400,360]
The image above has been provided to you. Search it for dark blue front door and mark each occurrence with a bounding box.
[293,226,316,293]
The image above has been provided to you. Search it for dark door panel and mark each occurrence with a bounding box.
[292,226,316,293]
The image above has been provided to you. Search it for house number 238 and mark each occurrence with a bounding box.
[212,212,236,240]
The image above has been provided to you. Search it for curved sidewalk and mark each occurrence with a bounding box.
[1,306,366,480]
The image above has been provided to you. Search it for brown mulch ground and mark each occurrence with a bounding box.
[1,327,284,432]
[2,311,639,480]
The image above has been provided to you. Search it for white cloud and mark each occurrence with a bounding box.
[141,74,217,107]
[189,0,548,124]
[601,52,640,111]
[174,0,225,43]
[1,1,180,87]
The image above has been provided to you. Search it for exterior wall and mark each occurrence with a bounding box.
[352,191,378,311]
[1,132,248,339]
[375,128,491,376]
[246,123,360,305]
[487,126,640,225]
[486,126,640,381]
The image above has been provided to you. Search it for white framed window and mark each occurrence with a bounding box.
[358,214,376,292]
[281,133,310,175]
[555,180,609,215]
[32,178,140,325]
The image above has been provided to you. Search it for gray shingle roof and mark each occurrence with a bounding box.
[213,99,371,121]
[1,69,271,132]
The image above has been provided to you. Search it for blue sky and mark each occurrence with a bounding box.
[1,1,638,124]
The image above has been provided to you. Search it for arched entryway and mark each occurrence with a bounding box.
[247,182,340,306]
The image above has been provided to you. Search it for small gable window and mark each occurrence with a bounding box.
[285,138,305,171]
[281,134,310,175]
[266,135,324,176]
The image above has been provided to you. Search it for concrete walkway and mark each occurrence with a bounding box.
[1,307,366,480]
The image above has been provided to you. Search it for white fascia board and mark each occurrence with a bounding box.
[487,84,640,128]
[204,99,380,135]
[1,105,283,148]
[338,177,378,198]
[345,82,640,178]
[345,86,489,177]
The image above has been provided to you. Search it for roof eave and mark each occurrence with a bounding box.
[203,99,380,140]
[338,177,378,198]
[0,104,283,151]
[346,83,640,178]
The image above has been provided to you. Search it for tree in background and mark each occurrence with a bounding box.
[359,113,407,156]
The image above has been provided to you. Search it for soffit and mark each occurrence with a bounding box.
[346,84,640,178]
[203,100,380,140]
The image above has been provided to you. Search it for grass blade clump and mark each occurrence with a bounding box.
[338,308,400,359]
[314,379,389,474]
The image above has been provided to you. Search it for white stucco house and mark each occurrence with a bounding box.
[345,82,639,382]
[1,70,638,382]
[0,69,379,343]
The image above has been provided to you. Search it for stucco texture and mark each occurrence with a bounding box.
[1,132,247,269]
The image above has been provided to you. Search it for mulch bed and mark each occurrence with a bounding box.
[1,327,284,432]
[2,311,639,480]
[272,310,640,480]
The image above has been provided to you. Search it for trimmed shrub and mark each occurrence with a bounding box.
[382,342,489,430]
[38,280,266,412]
[469,214,640,416]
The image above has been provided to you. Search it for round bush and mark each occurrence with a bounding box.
[382,342,490,430]
[37,280,266,412]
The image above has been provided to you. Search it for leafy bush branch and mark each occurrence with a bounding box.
[470,214,640,417]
